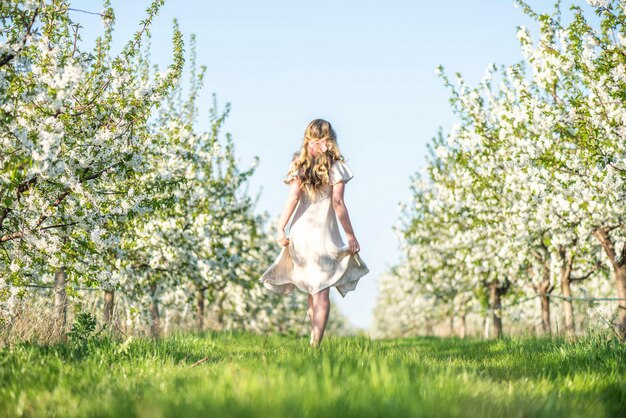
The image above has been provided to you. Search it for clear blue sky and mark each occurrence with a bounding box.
[70,0,591,331]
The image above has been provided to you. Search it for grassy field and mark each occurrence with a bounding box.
[0,331,625,418]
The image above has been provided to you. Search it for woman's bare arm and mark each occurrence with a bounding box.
[276,178,302,246]
[331,181,360,254]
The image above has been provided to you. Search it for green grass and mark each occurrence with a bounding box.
[1,332,625,417]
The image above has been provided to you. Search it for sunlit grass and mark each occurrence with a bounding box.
[1,331,624,417]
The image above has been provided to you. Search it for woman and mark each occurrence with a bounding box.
[259,118,369,348]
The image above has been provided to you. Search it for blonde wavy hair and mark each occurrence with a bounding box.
[291,119,344,192]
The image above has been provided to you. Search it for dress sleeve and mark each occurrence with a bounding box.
[329,160,354,185]
[283,160,299,184]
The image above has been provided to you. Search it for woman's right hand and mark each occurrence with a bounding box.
[277,230,290,247]
[347,233,360,254]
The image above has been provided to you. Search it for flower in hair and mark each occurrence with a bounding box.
[308,139,328,156]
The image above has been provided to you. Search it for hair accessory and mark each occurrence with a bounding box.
[308,139,328,156]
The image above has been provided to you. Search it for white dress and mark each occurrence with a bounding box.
[259,160,370,297]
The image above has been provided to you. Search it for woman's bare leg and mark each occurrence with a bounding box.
[307,294,314,344]
[311,288,331,347]
[307,294,314,322]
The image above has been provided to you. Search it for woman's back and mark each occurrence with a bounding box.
[260,152,366,297]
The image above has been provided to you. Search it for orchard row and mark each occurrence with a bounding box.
[374,0,626,340]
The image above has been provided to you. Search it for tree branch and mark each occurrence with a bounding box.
[593,227,620,269]
[0,7,39,68]
[0,231,23,243]
[40,221,79,231]
[67,8,105,17]
[82,161,122,181]
[34,189,70,229]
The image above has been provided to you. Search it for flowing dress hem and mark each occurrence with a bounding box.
[258,249,369,297]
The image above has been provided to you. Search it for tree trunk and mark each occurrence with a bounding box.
[449,315,455,336]
[148,282,161,338]
[489,282,502,339]
[196,286,205,333]
[531,248,555,336]
[459,314,467,339]
[483,314,489,339]
[537,264,552,336]
[556,248,575,338]
[616,267,626,340]
[593,228,626,340]
[539,292,551,335]
[561,275,576,338]
[103,290,115,326]
[535,255,554,335]
[425,317,434,336]
[216,293,227,330]
[53,267,68,339]
[487,280,508,339]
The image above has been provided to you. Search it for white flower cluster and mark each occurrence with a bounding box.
[587,0,610,7]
